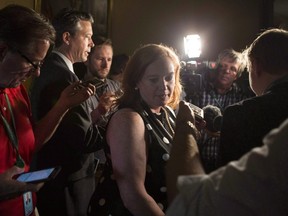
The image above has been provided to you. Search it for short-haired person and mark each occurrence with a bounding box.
[188,48,254,173]
[219,28,288,166]
[84,36,121,130]
[88,44,182,215]
[166,101,288,216]
[165,28,288,216]
[188,48,250,111]
[0,5,95,216]
[30,8,102,216]
[82,35,121,171]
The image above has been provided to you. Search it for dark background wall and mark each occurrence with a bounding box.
[110,0,262,60]
[37,0,287,60]
[109,0,287,60]
[1,0,287,61]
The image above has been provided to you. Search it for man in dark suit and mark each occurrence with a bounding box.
[30,8,102,216]
[218,28,288,167]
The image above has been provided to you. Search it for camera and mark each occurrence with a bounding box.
[181,60,217,103]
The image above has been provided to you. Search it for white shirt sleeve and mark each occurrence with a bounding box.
[166,119,288,216]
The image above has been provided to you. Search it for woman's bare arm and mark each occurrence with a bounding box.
[107,108,165,216]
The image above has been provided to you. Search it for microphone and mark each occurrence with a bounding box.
[202,105,222,132]
[213,115,223,132]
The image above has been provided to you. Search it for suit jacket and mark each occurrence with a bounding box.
[219,76,288,167]
[30,52,102,216]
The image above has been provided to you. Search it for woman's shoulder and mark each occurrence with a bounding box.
[110,108,143,125]
[107,108,146,139]
[114,107,138,116]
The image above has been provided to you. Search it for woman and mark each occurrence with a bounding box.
[88,44,182,215]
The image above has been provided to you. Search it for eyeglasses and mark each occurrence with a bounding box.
[16,49,43,72]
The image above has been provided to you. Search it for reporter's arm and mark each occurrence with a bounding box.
[34,82,95,151]
[166,101,205,204]
[0,166,43,201]
[90,92,117,124]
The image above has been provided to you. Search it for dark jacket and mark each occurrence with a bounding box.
[30,52,102,216]
[219,76,288,167]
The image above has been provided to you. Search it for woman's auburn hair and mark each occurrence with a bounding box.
[119,43,182,110]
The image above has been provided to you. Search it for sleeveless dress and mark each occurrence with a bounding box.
[88,101,176,215]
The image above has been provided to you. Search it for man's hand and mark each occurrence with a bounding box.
[0,166,44,201]
[177,101,196,124]
[177,101,206,131]
[59,81,96,110]
[167,101,205,203]
[99,92,118,114]
[90,91,118,123]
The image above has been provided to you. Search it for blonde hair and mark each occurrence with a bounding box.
[217,48,246,77]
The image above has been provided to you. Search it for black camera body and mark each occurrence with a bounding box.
[181,60,217,104]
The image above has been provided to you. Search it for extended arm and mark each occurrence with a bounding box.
[166,101,205,204]
[33,82,95,151]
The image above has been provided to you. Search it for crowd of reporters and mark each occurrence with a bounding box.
[1,4,288,216]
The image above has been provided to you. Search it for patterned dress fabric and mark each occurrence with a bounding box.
[88,101,176,215]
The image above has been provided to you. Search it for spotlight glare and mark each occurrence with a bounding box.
[184,34,202,58]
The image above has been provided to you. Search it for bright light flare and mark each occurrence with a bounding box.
[184,34,202,58]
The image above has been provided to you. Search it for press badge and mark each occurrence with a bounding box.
[23,192,33,216]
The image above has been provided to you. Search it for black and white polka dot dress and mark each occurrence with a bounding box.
[88,105,176,216]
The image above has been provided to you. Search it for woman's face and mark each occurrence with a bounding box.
[137,57,175,111]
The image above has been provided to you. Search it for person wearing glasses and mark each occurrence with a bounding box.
[30,8,103,216]
[0,5,95,216]
[187,49,254,173]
